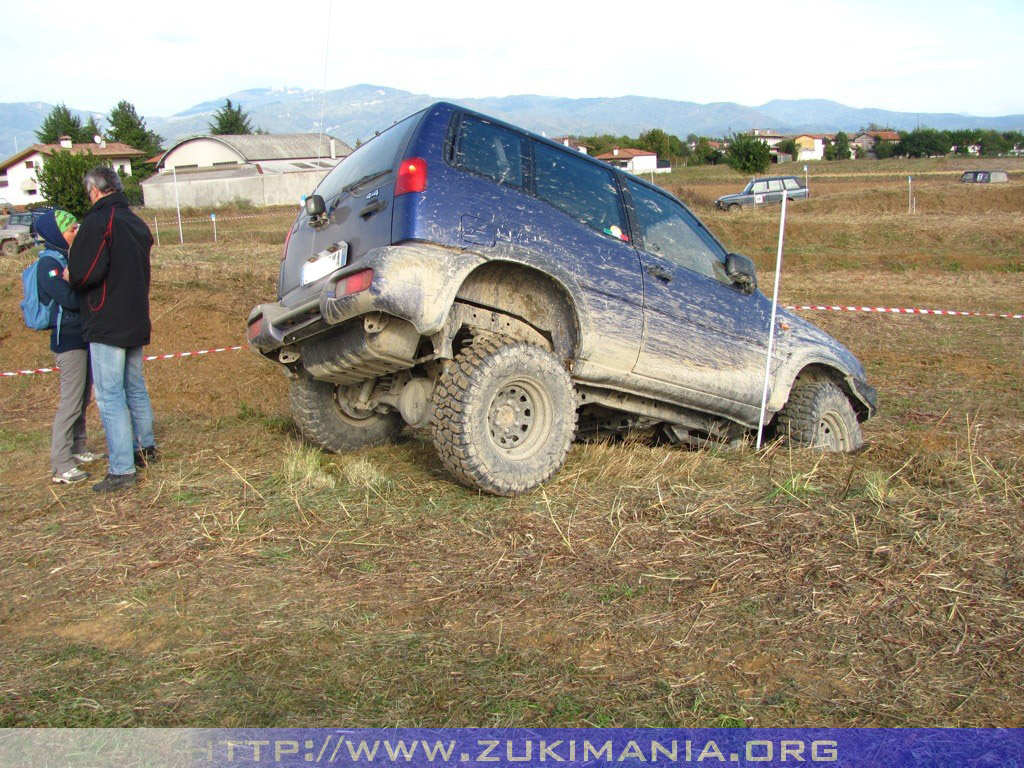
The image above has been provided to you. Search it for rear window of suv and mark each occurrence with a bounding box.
[452,114,628,241]
[314,111,423,201]
[533,142,627,238]
[453,116,525,188]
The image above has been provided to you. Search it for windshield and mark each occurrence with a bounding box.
[314,111,424,201]
[742,181,754,194]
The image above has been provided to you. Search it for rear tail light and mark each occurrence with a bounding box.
[395,157,427,196]
[339,269,373,296]
[247,317,263,341]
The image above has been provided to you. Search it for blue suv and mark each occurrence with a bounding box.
[248,103,876,495]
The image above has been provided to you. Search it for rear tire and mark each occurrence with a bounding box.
[776,377,864,452]
[431,336,577,496]
[289,374,402,453]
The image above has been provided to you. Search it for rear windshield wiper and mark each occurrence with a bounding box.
[341,169,390,194]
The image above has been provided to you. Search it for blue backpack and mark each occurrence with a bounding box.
[20,251,65,332]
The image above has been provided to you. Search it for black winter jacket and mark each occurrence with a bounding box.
[68,192,153,348]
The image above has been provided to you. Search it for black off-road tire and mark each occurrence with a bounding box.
[2,239,17,258]
[728,204,740,213]
[431,336,577,496]
[776,376,864,452]
[289,374,402,453]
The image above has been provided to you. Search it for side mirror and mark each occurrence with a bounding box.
[726,252,757,294]
[305,194,328,228]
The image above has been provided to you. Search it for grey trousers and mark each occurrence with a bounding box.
[51,348,92,474]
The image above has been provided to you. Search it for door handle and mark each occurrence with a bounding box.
[645,264,672,283]
[359,199,385,218]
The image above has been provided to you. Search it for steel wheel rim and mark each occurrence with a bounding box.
[487,377,551,459]
[817,411,850,451]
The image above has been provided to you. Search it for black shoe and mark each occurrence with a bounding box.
[92,472,137,492]
[134,445,159,468]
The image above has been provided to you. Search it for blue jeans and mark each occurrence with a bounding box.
[90,343,155,476]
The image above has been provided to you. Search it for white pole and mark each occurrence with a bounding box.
[173,166,183,244]
[211,212,217,242]
[756,193,788,450]
[803,164,808,193]
[153,216,160,247]
[908,175,912,214]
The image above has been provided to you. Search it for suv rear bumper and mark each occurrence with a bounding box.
[247,243,485,363]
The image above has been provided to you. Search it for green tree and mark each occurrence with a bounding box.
[977,130,1010,156]
[873,139,899,159]
[692,137,723,165]
[778,137,798,159]
[118,169,143,206]
[898,128,947,158]
[36,150,101,217]
[726,131,771,174]
[636,128,685,165]
[106,100,163,156]
[833,131,851,160]
[35,103,91,144]
[208,99,254,135]
[83,116,103,142]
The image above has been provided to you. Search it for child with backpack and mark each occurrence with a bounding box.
[28,210,102,483]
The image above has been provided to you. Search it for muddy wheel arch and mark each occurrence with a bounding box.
[775,363,874,422]
[452,261,581,360]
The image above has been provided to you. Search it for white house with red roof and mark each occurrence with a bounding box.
[595,146,669,174]
[551,136,590,155]
[0,136,145,207]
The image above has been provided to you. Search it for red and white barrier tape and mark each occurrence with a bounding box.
[3,302,1022,380]
[2,345,243,379]
[785,304,1023,319]
[156,211,295,226]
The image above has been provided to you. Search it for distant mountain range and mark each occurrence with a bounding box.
[3,84,1023,158]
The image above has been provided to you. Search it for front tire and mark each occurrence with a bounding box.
[2,240,17,258]
[431,336,577,496]
[776,377,864,452]
[289,374,402,453]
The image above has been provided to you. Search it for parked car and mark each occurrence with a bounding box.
[0,216,33,257]
[247,103,876,496]
[5,211,45,245]
[960,170,1009,183]
[716,176,809,211]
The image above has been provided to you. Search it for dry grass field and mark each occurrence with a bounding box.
[0,158,1022,727]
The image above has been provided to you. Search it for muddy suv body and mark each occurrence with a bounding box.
[248,103,876,495]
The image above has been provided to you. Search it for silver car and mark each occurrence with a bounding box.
[716,175,809,211]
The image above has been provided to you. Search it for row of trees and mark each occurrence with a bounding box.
[32,98,261,212]
[879,127,1024,159]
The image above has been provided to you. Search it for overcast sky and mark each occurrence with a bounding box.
[3,0,1022,118]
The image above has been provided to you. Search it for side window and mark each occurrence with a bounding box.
[626,180,729,284]
[533,142,627,240]
[750,181,768,194]
[783,178,799,190]
[454,116,524,188]
[767,179,784,192]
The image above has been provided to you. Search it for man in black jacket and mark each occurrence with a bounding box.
[68,166,157,492]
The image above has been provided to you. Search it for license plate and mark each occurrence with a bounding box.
[301,242,348,285]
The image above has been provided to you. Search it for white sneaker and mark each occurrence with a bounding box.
[53,467,89,484]
[72,451,103,464]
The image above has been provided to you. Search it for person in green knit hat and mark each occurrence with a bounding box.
[35,208,103,483]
